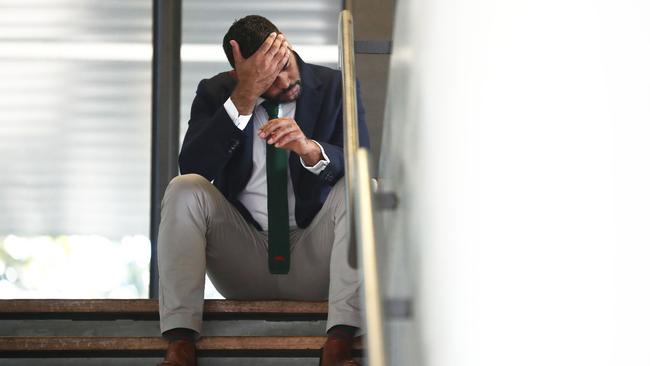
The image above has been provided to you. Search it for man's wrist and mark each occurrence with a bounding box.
[230,85,257,115]
[299,140,324,167]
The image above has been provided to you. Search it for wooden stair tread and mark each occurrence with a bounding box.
[0,336,362,357]
[0,300,327,320]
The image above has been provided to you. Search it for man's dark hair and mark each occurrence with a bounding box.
[222,15,280,68]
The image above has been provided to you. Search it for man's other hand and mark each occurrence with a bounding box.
[258,118,323,166]
[230,33,290,115]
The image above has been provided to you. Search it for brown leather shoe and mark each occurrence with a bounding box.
[158,339,196,366]
[319,337,361,366]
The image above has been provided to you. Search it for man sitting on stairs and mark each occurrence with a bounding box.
[157,15,370,366]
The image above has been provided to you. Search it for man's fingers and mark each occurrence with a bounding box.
[272,41,289,69]
[257,118,305,150]
[277,49,290,72]
[255,32,277,55]
[272,41,287,62]
[258,119,279,136]
[275,132,301,148]
[259,118,292,137]
[268,125,298,145]
[266,33,285,59]
[229,40,244,64]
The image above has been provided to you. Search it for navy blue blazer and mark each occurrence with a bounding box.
[179,53,370,230]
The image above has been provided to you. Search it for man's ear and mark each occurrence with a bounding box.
[228,69,238,80]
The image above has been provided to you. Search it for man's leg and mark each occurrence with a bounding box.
[278,179,362,365]
[278,179,362,331]
[157,174,272,337]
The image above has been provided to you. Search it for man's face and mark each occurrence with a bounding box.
[262,51,302,103]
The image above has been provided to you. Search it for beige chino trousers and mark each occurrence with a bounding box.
[157,174,361,337]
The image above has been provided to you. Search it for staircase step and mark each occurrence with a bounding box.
[0,336,363,358]
[0,300,327,320]
[0,358,323,366]
[0,318,327,337]
[0,300,358,364]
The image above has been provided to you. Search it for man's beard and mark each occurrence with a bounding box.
[265,80,301,103]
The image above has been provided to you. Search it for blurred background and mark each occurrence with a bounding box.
[0,0,341,299]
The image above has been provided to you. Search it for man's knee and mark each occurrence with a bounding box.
[164,174,213,202]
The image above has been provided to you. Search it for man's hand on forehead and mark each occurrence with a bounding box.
[228,32,290,115]
[255,32,290,59]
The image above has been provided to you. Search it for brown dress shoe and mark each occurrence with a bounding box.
[158,339,196,366]
[319,337,361,366]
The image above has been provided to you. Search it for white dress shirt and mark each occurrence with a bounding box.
[223,97,330,231]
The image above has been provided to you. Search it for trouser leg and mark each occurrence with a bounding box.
[157,173,267,336]
[278,179,362,332]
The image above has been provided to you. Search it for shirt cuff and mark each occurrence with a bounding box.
[224,97,253,130]
[300,140,330,175]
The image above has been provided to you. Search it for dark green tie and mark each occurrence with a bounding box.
[261,100,290,274]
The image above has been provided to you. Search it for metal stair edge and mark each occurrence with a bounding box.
[0,300,328,320]
[0,336,363,358]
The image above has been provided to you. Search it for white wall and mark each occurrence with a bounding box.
[379,0,650,364]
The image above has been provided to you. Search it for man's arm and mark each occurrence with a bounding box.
[179,33,290,181]
[178,79,244,181]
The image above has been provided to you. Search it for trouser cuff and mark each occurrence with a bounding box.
[159,312,203,340]
[327,309,365,337]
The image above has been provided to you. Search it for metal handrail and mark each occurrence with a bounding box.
[339,10,360,269]
[338,9,388,366]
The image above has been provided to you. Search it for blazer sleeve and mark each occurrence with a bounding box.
[315,78,370,186]
[179,79,245,181]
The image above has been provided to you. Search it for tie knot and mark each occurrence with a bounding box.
[262,100,279,119]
